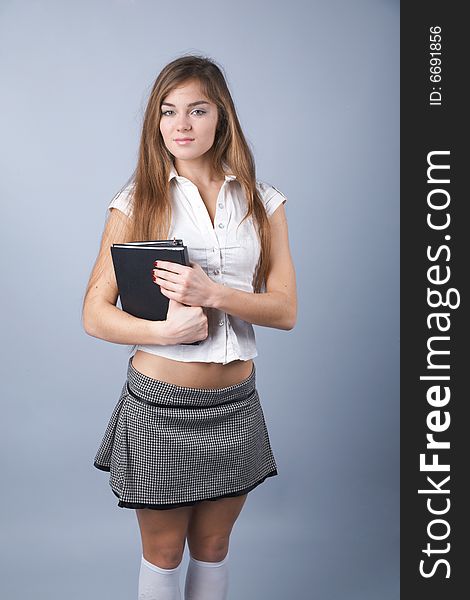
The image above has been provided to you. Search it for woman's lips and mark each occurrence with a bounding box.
[174,139,194,145]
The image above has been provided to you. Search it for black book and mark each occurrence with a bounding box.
[111,239,200,345]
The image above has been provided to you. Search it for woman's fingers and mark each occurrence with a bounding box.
[153,267,181,284]
[154,275,180,292]
[154,260,188,274]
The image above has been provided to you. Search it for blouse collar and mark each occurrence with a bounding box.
[168,161,236,183]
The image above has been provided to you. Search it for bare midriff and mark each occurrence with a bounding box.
[131,349,254,389]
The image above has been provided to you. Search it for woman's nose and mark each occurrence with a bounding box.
[176,115,191,131]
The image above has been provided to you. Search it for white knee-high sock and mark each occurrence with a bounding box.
[184,551,229,600]
[138,555,182,600]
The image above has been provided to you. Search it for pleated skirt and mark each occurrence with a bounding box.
[93,357,278,510]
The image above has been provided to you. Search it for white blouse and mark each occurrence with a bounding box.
[108,163,287,364]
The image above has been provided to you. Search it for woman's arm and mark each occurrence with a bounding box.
[82,208,169,344]
[154,204,297,330]
[211,204,297,330]
[82,208,208,345]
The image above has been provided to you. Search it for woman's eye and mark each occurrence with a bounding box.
[161,109,206,117]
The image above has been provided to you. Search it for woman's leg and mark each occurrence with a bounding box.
[135,505,193,600]
[184,494,248,600]
[136,505,193,567]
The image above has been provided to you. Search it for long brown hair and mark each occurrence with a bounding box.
[94,54,272,295]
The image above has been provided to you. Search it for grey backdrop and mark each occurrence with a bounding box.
[0,0,399,598]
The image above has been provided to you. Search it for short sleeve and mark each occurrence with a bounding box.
[256,180,287,217]
[108,184,135,218]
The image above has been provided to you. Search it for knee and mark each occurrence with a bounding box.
[188,534,229,563]
[143,543,185,569]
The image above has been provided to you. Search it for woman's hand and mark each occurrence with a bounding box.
[152,260,219,307]
[162,299,208,344]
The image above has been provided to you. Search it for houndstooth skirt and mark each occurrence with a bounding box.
[93,357,278,510]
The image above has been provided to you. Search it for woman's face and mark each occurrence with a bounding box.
[159,79,219,162]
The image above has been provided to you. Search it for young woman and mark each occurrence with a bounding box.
[82,55,297,600]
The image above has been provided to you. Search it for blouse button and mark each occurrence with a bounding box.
[213,269,220,275]
[218,223,225,229]
[218,320,225,326]
[218,203,224,208]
